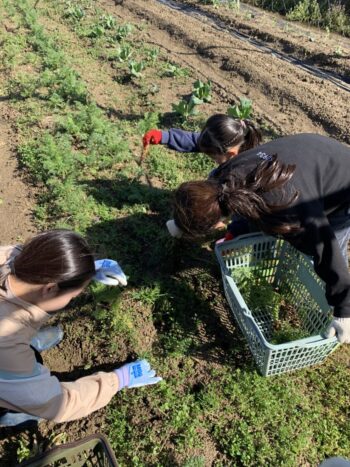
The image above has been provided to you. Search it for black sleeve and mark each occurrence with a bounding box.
[288,208,350,318]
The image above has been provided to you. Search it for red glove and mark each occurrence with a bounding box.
[215,231,234,245]
[143,129,162,147]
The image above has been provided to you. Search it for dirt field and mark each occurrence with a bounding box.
[0,0,350,465]
[107,0,350,142]
[0,102,36,245]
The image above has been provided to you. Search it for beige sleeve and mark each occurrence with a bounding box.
[48,371,120,422]
[0,368,120,422]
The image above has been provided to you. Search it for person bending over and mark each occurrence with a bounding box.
[0,229,161,426]
[169,133,350,343]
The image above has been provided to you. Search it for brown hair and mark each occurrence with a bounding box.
[174,155,299,237]
[197,114,262,157]
[0,230,95,289]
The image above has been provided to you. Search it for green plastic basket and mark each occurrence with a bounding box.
[18,434,118,467]
[215,233,339,376]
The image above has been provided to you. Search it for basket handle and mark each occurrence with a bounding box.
[295,335,338,347]
[233,232,265,241]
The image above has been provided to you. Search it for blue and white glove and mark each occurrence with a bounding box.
[114,359,162,390]
[324,317,350,343]
[94,259,127,286]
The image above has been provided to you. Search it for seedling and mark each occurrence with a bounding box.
[99,14,117,30]
[128,60,145,78]
[87,24,105,38]
[172,97,199,119]
[227,97,253,119]
[146,47,160,64]
[64,4,85,21]
[115,23,133,41]
[191,79,212,104]
[162,62,189,78]
[115,43,133,62]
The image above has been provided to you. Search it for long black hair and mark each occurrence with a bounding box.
[174,155,299,237]
[197,114,262,157]
[0,230,95,289]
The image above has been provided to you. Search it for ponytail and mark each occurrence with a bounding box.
[239,119,262,153]
[173,155,299,237]
[198,114,262,157]
[0,230,95,289]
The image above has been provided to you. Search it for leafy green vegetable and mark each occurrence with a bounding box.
[192,79,212,104]
[227,97,253,119]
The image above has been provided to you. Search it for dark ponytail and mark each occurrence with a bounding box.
[173,155,299,237]
[197,114,262,157]
[0,230,95,289]
[239,119,262,153]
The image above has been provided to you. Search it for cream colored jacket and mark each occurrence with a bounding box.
[0,246,119,422]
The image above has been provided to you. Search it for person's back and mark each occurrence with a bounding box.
[171,133,350,339]
[215,133,350,214]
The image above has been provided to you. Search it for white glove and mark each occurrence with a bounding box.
[166,219,183,238]
[324,317,350,343]
[94,259,127,286]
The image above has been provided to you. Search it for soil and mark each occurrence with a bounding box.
[0,102,36,245]
[170,0,350,81]
[103,0,350,143]
[0,1,350,464]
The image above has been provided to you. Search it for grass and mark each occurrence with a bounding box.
[0,0,350,465]
[199,0,350,36]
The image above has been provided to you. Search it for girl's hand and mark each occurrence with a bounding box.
[213,221,227,230]
[215,232,234,244]
[324,317,350,343]
[115,359,162,389]
[94,259,127,286]
[143,129,162,147]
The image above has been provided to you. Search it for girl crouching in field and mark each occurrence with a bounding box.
[143,113,262,166]
[0,230,161,426]
[143,114,262,237]
[169,133,350,343]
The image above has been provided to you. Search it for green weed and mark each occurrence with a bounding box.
[3,1,350,466]
[16,437,32,463]
[231,267,309,343]
[19,134,80,183]
[227,0,240,10]
[246,0,350,35]
[183,457,206,467]
[64,3,85,22]
[131,285,166,307]
[8,73,38,98]
[287,0,322,24]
